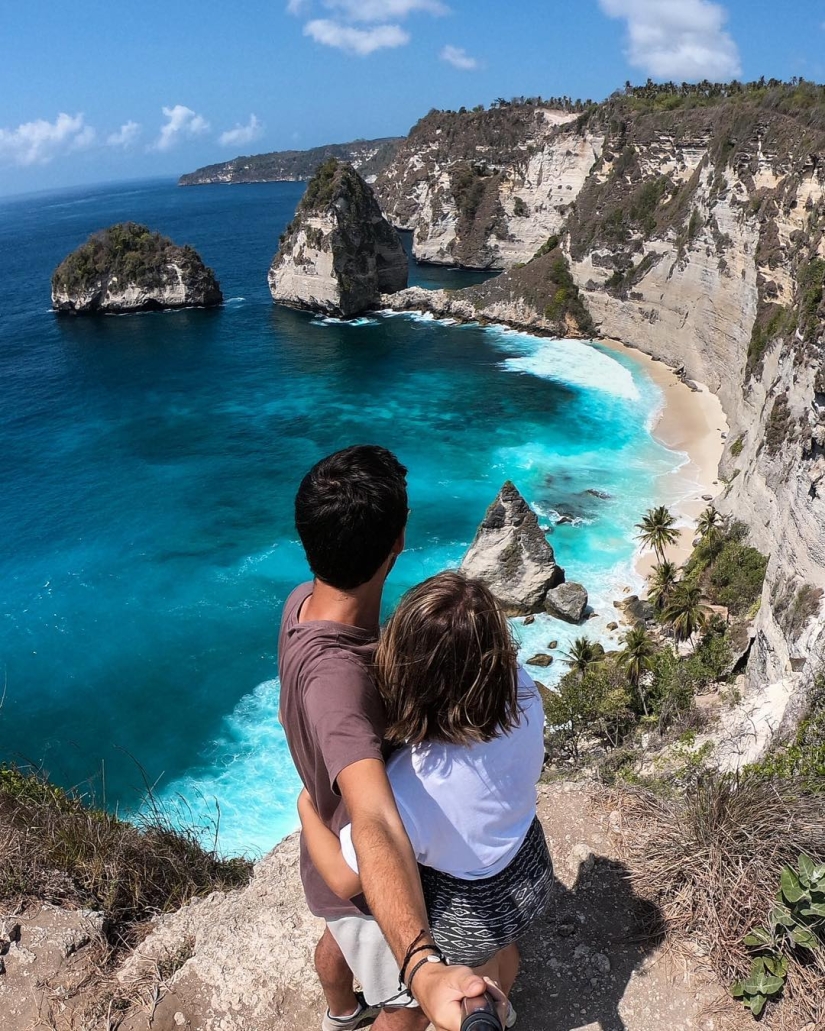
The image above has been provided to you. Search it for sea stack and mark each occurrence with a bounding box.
[268,158,408,318]
[51,223,222,314]
[460,481,566,616]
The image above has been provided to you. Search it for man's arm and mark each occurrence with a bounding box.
[337,758,487,1031]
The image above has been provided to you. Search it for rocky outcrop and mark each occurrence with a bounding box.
[94,784,734,1031]
[459,481,565,616]
[545,582,589,624]
[269,159,408,318]
[382,245,595,337]
[51,223,222,314]
[179,137,401,186]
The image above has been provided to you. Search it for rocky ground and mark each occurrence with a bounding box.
[0,782,748,1031]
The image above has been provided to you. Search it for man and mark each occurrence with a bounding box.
[278,445,487,1031]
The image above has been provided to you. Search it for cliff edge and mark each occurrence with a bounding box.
[51,223,222,315]
[268,159,408,318]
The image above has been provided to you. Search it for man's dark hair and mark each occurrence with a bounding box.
[295,445,408,590]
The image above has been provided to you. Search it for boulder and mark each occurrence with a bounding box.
[615,595,653,624]
[269,159,408,318]
[459,481,564,615]
[527,654,554,668]
[51,223,222,314]
[545,582,588,624]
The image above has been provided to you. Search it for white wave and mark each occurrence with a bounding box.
[491,328,641,401]
[158,679,301,858]
[226,296,246,305]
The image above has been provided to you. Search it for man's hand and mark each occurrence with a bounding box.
[410,961,487,1031]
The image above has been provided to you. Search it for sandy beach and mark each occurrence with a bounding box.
[599,337,728,588]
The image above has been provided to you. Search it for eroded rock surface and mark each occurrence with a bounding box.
[459,481,564,615]
[269,159,407,318]
[51,223,222,314]
[545,581,589,624]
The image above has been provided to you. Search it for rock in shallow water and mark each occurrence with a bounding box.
[545,582,589,624]
[459,480,564,615]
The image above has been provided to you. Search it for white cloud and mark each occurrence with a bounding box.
[599,0,742,80]
[152,105,210,152]
[321,0,448,21]
[0,112,96,166]
[287,0,309,12]
[107,121,141,148]
[218,114,263,148]
[304,18,409,53]
[440,44,478,70]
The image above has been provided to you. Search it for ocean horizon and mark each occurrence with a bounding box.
[1,177,692,856]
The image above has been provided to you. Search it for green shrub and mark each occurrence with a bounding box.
[730,434,745,457]
[707,540,769,615]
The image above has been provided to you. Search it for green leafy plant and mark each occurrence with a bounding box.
[732,853,825,1017]
[731,954,788,1017]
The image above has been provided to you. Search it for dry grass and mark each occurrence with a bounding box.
[618,776,825,1029]
[0,764,252,933]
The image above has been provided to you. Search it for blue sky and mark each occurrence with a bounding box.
[2,0,825,196]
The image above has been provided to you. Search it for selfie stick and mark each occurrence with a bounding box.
[460,992,504,1031]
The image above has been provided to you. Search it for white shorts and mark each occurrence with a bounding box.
[326,915,417,1008]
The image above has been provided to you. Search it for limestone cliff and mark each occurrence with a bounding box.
[51,223,222,314]
[374,104,603,269]
[375,84,825,737]
[269,159,408,318]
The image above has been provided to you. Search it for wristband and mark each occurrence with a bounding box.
[405,952,446,996]
[398,929,442,987]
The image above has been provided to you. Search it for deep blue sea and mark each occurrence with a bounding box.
[0,177,686,855]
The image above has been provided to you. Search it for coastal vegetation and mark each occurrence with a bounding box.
[0,763,251,933]
[543,502,825,1025]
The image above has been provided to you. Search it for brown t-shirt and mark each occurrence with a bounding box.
[278,582,387,919]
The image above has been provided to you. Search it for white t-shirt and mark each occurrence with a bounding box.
[340,667,544,880]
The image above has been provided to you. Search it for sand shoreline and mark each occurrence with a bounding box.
[598,336,728,588]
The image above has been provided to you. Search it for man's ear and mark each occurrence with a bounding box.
[391,529,405,557]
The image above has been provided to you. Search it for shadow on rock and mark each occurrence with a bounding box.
[513,855,666,1031]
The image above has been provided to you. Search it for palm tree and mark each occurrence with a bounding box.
[696,506,721,540]
[617,624,657,715]
[663,583,705,645]
[635,505,681,563]
[565,637,602,676]
[647,560,680,613]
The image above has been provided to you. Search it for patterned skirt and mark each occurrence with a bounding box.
[419,816,554,967]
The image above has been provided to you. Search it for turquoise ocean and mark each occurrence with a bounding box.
[1,178,688,855]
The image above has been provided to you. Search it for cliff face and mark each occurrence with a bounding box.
[179,137,401,187]
[376,88,825,735]
[269,159,408,318]
[374,105,603,269]
[51,224,222,314]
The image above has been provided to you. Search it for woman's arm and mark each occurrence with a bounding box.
[297,789,363,901]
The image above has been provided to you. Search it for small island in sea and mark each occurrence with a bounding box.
[51,222,223,315]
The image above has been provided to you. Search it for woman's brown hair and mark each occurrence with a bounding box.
[375,570,520,746]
